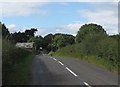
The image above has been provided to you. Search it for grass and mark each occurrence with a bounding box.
[50,44,118,73]
[7,54,34,85]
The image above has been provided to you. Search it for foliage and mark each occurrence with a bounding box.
[2,39,34,85]
[43,34,53,53]
[25,28,37,37]
[95,37,118,63]
[52,23,119,73]
[52,39,118,72]
[1,23,10,39]
[80,33,107,55]
[11,28,37,43]
[75,23,107,43]
[29,35,43,52]
[51,33,75,51]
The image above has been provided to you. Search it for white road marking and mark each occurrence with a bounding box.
[53,58,57,61]
[65,67,78,77]
[83,82,91,87]
[58,61,64,66]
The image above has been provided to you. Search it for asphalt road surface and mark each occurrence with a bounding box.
[30,54,118,86]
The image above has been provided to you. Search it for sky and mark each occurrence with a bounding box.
[0,0,119,36]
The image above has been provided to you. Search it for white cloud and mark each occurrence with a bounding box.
[7,24,19,33]
[1,2,48,17]
[7,24,47,36]
[77,3,118,35]
[0,0,119,2]
[76,0,118,2]
[55,23,83,36]
[6,24,27,33]
[0,0,49,2]
[35,28,46,36]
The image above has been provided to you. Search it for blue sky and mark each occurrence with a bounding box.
[1,1,118,36]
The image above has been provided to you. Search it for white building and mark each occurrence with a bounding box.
[16,42,34,49]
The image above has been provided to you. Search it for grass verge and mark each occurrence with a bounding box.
[7,54,34,85]
[49,44,118,73]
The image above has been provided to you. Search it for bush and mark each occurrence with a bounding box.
[52,34,118,72]
[2,39,33,85]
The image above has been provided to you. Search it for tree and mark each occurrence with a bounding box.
[95,37,118,63]
[25,28,37,38]
[51,34,75,51]
[80,33,107,55]
[43,34,53,52]
[29,36,43,52]
[11,32,28,42]
[12,28,37,43]
[75,23,107,43]
[2,23,10,39]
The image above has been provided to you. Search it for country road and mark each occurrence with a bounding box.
[30,54,118,86]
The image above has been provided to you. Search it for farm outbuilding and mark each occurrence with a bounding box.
[15,42,34,49]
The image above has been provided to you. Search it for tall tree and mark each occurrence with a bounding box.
[29,35,43,52]
[25,28,37,38]
[51,34,75,51]
[43,34,53,52]
[12,28,37,43]
[75,23,107,43]
[2,23,10,39]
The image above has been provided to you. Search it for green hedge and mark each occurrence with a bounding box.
[2,39,34,85]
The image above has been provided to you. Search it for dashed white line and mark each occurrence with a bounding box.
[58,61,64,66]
[53,58,57,61]
[49,56,91,87]
[66,67,78,77]
[83,82,91,87]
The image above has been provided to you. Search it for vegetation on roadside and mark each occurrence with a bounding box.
[2,39,34,85]
[50,24,119,73]
[1,21,119,83]
[1,22,35,85]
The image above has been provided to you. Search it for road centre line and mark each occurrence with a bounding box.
[50,57,77,77]
[53,58,57,61]
[83,82,91,87]
[65,67,78,77]
[50,57,91,87]
[58,61,64,66]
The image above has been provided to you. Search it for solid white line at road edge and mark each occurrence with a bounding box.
[83,82,91,87]
[58,61,64,66]
[66,67,78,77]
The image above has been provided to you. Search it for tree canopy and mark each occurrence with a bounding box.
[75,23,107,43]
[51,34,75,52]
[1,23,10,39]
[11,28,37,43]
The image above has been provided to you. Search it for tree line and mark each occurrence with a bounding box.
[1,22,75,53]
[1,21,120,72]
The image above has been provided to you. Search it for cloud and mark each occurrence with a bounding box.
[1,0,49,2]
[1,2,48,17]
[35,28,47,36]
[7,24,47,36]
[77,3,118,35]
[55,23,83,36]
[7,24,19,33]
[6,24,28,33]
[76,0,118,2]
[1,0,119,2]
